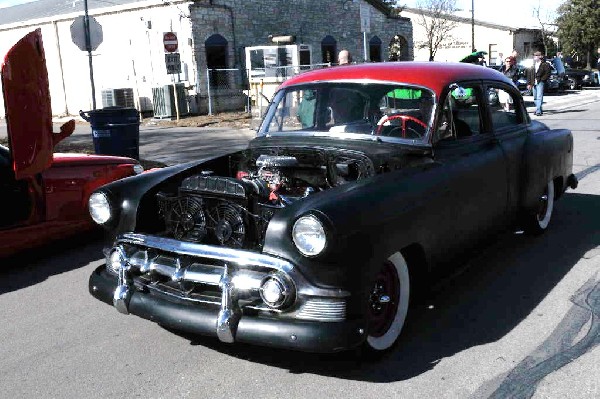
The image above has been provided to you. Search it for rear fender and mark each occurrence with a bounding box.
[521,128,573,210]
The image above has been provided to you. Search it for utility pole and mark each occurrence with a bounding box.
[471,0,475,52]
[84,0,97,109]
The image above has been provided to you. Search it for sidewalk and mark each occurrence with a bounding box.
[0,112,256,166]
[525,86,600,117]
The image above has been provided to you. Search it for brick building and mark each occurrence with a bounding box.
[0,0,413,117]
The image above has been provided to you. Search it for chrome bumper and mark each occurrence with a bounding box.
[101,233,352,349]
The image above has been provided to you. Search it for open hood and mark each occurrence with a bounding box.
[1,29,68,180]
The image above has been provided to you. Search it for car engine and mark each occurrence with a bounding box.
[156,148,374,250]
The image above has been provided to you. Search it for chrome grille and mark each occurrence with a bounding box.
[297,299,346,321]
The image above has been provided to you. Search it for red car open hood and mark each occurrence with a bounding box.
[1,29,72,180]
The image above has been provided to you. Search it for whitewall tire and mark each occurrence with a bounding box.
[366,252,410,351]
[525,179,555,235]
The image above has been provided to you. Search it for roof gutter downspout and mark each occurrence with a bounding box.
[52,20,69,116]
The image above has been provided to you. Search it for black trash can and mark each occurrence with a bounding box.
[80,107,140,159]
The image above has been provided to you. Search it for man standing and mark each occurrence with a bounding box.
[338,49,352,65]
[511,49,519,64]
[527,51,551,116]
[553,52,565,77]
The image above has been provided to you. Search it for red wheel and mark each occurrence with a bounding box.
[376,115,427,138]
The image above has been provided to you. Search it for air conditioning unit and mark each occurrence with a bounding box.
[152,84,189,119]
[101,88,135,108]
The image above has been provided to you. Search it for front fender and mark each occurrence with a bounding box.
[262,164,439,290]
[95,161,204,239]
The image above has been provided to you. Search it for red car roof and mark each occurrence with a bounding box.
[279,62,512,96]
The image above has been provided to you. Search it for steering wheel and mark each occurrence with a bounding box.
[376,115,427,138]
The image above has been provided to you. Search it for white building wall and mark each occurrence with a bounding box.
[0,0,195,117]
[402,9,516,65]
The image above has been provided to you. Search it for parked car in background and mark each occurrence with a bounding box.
[0,30,143,257]
[488,64,528,94]
[88,62,577,354]
[565,68,597,89]
[546,65,568,93]
[515,62,567,94]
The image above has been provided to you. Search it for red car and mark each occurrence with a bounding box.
[0,29,143,257]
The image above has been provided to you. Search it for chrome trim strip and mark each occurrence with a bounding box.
[117,233,294,273]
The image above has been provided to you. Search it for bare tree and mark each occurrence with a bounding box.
[532,2,557,56]
[413,0,460,61]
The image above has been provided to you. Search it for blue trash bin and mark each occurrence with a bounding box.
[80,107,140,159]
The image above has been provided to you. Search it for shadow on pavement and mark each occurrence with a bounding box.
[170,192,599,382]
[55,127,254,166]
[537,109,586,115]
[0,230,105,295]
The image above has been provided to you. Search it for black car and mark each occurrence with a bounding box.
[565,68,596,89]
[546,65,568,93]
[88,63,578,354]
[488,65,528,94]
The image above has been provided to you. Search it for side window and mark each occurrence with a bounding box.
[434,84,483,142]
[487,84,523,130]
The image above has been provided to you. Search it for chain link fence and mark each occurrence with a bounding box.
[199,63,331,116]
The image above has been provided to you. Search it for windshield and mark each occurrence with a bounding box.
[259,83,435,142]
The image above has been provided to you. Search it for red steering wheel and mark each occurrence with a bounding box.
[376,115,427,138]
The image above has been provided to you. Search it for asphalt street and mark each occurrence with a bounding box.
[0,117,256,166]
[0,88,598,399]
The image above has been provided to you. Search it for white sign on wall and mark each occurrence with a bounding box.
[360,4,371,33]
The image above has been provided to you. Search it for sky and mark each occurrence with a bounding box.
[0,0,36,8]
[0,0,566,27]
[402,0,565,28]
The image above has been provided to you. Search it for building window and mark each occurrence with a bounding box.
[389,35,409,61]
[369,36,382,62]
[523,42,531,58]
[321,35,337,64]
[205,34,228,88]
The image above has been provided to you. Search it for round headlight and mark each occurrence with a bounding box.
[292,214,326,256]
[89,192,111,225]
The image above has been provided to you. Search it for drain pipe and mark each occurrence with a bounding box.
[53,21,69,116]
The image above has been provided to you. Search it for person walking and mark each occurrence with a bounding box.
[527,51,551,116]
[499,56,518,111]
